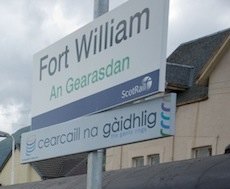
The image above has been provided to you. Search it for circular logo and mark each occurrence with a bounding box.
[142,76,152,90]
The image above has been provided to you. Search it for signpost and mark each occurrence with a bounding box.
[31,0,169,130]
[21,1,170,189]
[88,1,109,189]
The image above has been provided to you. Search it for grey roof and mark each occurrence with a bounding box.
[31,153,87,179]
[1,154,230,189]
[167,28,230,79]
[166,28,230,105]
[166,62,194,89]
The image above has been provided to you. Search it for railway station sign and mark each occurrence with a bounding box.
[32,0,169,130]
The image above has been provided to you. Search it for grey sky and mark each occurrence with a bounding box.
[0,0,229,134]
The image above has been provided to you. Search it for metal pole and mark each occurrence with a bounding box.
[86,1,109,189]
[11,135,15,185]
[87,150,104,189]
[94,0,109,19]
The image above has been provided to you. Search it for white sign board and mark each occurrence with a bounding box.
[32,0,169,130]
[21,93,176,163]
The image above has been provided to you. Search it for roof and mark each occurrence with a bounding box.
[166,62,194,90]
[197,34,230,85]
[1,154,230,189]
[166,28,230,105]
[31,153,88,179]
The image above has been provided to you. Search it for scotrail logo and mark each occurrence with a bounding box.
[121,76,153,99]
[142,76,152,90]
[26,135,36,156]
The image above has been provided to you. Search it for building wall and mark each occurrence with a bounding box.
[205,47,230,153]
[106,137,174,170]
[106,47,230,171]
[0,149,41,186]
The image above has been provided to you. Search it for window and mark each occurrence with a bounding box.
[132,156,144,167]
[147,154,160,165]
[192,146,212,158]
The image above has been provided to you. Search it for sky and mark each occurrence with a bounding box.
[0,0,229,135]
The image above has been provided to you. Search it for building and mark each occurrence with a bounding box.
[0,28,229,185]
[106,28,230,170]
[0,127,40,185]
[0,127,88,186]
